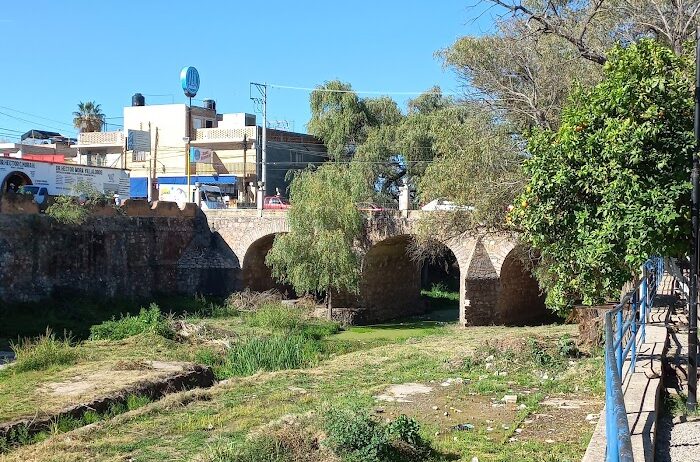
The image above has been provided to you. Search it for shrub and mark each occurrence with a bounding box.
[45,195,89,225]
[323,404,388,462]
[385,414,422,447]
[10,330,79,372]
[89,304,174,340]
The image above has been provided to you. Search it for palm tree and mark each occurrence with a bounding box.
[73,101,105,133]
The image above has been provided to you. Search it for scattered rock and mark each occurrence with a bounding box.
[431,405,439,410]
[509,437,518,442]
[498,371,508,377]
[523,419,533,425]
[452,423,474,431]
[444,411,449,417]
[515,428,522,434]
[440,377,464,387]
[288,386,307,394]
[486,426,494,432]
[502,394,518,404]
[485,355,494,361]
[545,439,555,443]
[586,413,599,422]
[472,457,480,462]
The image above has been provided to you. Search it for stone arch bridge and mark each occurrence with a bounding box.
[203,210,546,326]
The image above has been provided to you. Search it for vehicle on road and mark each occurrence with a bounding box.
[18,185,49,205]
[264,195,291,210]
[158,183,227,210]
[421,198,474,212]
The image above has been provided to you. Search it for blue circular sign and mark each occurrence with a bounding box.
[180,66,200,98]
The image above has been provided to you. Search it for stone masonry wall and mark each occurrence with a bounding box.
[0,209,237,304]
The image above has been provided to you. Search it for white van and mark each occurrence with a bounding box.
[158,183,226,210]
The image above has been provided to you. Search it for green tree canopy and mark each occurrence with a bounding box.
[73,101,105,133]
[511,39,693,313]
[266,163,369,310]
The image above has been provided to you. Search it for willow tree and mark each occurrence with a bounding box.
[266,163,368,317]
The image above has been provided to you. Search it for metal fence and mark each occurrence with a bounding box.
[604,257,663,461]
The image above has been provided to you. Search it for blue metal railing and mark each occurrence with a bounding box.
[604,258,663,462]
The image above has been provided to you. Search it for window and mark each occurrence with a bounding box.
[193,118,203,129]
[205,120,214,128]
[132,151,147,162]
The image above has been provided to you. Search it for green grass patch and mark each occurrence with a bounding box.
[333,321,447,342]
[89,304,174,341]
[0,393,152,454]
[9,330,79,372]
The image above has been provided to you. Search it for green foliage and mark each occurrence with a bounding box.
[512,39,694,313]
[225,334,323,377]
[126,394,152,411]
[413,104,526,238]
[10,330,79,372]
[385,414,422,447]
[266,163,366,298]
[73,101,105,133]
[45,194,89,225]
[89,304,174,341]
[245,304,340,338]
[322,403,431,462]
[207,436,291,462]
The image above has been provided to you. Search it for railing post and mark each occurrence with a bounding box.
[641,266,648,343]
[617,309,624,376]
[605,313,619,462]
[631,290,638,373]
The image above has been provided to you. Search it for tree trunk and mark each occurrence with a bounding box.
[326,289,333,321]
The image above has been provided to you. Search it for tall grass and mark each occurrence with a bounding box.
[227,334,322,376]
[10,330,78,372]
[89,304,174,340]
[245,303,339,338]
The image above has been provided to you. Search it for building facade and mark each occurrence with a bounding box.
[75,96,327,203]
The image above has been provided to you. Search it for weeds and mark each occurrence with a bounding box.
[89,304,174,340]
[10,330,78,372]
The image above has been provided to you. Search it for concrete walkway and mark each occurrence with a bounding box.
[583,278,673,462]
[655,305,700,462]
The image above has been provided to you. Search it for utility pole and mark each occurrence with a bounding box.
[147,122,152,202]
[242,133,247,203]
[689,26,700,412]
[250,82,267,206]
[153,127,159,201]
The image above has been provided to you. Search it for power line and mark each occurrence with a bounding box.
[269,84,456,96]
[0,110,76,134]
[0,106,75,128]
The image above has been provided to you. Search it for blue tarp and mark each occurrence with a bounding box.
[130,177,148,198]
[129,175,236,198]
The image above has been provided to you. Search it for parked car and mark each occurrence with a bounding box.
[357,201,385,212]
[421,198,474,211]
[263,195,291,210]
[18,185,49,205]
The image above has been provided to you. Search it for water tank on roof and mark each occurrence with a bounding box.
[132,93,145,106]
[203,99,216,111]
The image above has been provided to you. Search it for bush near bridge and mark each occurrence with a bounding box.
[512,39,693,314]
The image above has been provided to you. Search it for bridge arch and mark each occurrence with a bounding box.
[241,232,294,295]
[494,245,548,325]
[354,234,467,323]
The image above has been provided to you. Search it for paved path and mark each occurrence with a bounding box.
[655,304,700,462]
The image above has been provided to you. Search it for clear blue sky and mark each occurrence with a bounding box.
[0,0,495,140]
